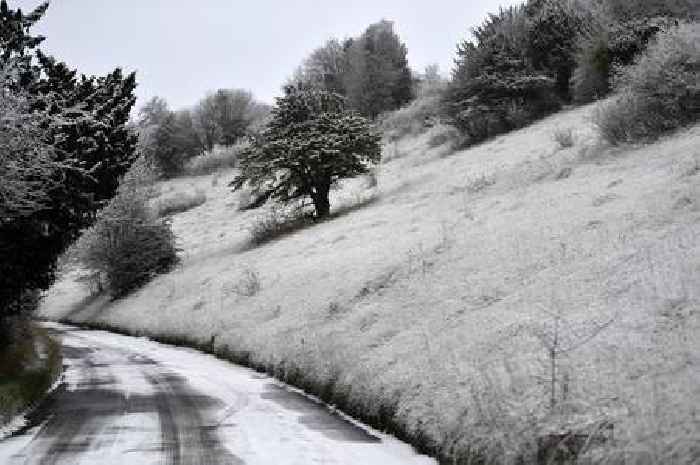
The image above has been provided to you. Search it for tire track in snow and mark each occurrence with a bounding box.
[143,371,242,465]
[2,331,241,465]
[5,344,127,465]
[1,325,437,465]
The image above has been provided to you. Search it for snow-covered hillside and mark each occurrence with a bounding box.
[40,103,700,463]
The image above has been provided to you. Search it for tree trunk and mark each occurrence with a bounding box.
[311,186,331,218]
[556,67,572,103]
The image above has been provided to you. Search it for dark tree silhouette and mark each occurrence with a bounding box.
[0,1,137,329]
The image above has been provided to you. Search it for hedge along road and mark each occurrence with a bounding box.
[0,323,436,465]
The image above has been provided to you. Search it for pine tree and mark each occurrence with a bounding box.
[231,85,381,217]
[0,0,47,86]
[0,1,137,323]
[33,51,138,221]
[0,75,60,323]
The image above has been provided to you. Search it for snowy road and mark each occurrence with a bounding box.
[0,324,435,465]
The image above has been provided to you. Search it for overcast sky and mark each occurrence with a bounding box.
[15,0,516,110]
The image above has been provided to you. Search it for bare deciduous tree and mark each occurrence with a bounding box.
[191,89,270,150]
[292,39,346,94]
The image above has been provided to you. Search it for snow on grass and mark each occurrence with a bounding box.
[0,414,29,443]
[1,327,63,443]
[40,103,700,463]
[0,374,63,443]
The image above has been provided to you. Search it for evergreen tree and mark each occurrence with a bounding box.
[32,51,138,221]
[0,1,137,324]
[0,0,47,57]
[140,110,187,178]
[232,85,381,217]
[446,5,558,142]
[0,72,60,324]
[343,20,413,117]
[526,0,588,100]
[589,0,697,21]
[0,0,47,86]
[572,1,684,103]
[292,20,413,119]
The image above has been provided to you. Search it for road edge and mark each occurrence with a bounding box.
[0,328,64,442]
[45,317,447,463]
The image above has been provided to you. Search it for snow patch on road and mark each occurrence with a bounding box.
[11,323,438,465]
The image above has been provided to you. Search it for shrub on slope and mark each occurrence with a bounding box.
[445,2,586,145]
[595,23,700,144]
[380,79,450,141]
[183,143,246,176]
[71,158,179,297]
[573,15,685,104]
[154,190,207,218]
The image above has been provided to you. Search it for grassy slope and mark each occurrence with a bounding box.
[1,325,62,433]
[40,104,700,463]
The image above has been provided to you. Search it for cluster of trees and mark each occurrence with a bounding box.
[140,19,411,183]
[594,21,700,144]
[572,0,695,102]
[137,89,269,178]
[227,20,412,218]
[130,19,409,219]
[235,1,698,222]
[293,20,413,118]
[445,3,564,142]
[444,0,697,144]
[2,0,695,328]
[0,1,138,341]
[585,0,698,20]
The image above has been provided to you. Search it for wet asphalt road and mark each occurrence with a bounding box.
[0,325,435,465]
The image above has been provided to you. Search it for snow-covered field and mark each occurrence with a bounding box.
[40,104,700,462]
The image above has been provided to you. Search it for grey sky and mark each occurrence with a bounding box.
[15,0,515,110]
